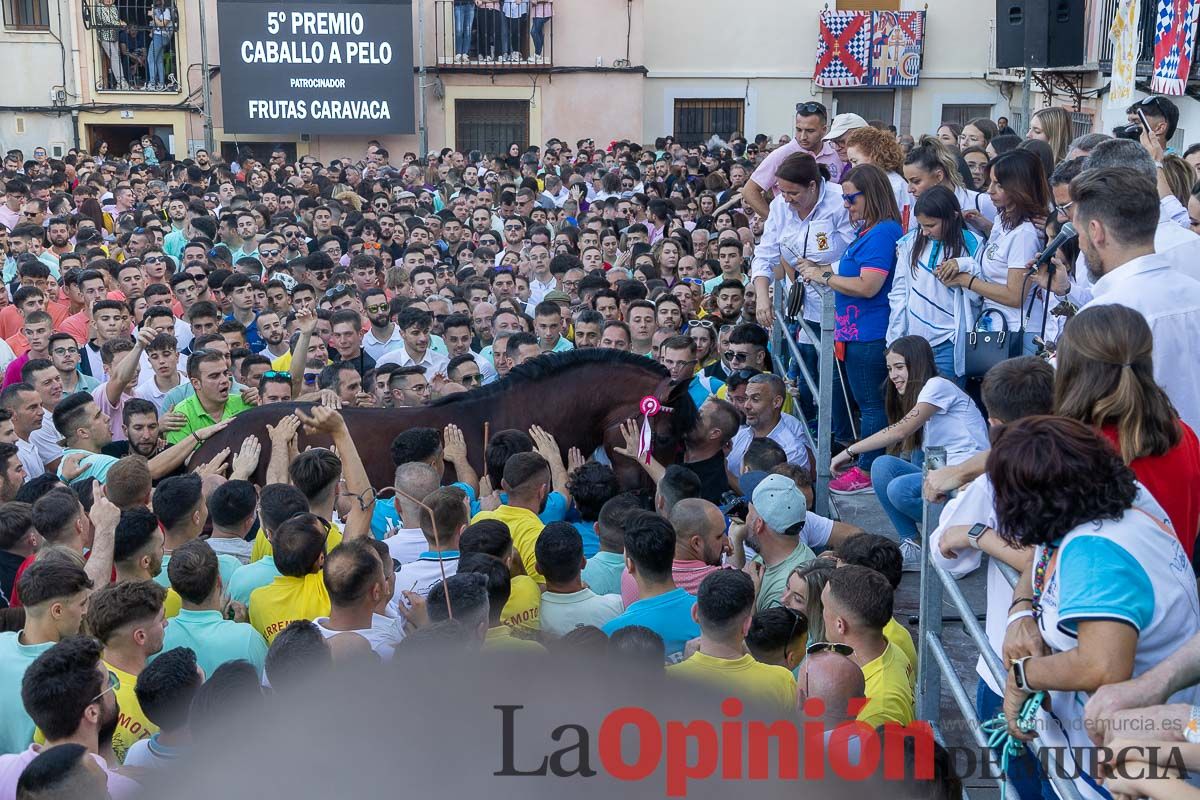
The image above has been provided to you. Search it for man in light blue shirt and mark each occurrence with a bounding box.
[582,494,640,596]
[0,559,93,754]
[601,511,699,662]
[157,540,268,678]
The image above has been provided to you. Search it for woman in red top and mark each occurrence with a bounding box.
[1055,304,1200,560]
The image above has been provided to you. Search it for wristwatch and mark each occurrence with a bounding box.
[1186,704,1200,744]
[821,270,833,284]
[967,522,988,550]
[1012,656,1034,693]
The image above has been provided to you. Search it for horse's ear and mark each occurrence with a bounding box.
[665,378,691,405]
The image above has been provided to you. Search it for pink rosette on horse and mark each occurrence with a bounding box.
[637,395,672,465]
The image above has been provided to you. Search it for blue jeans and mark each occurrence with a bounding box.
[842,339,888,469]
[870,454,923,542]
[976,679,1054,800]
[931,339,965,388]
[148,34,167,85]
[454,4,475,54]
[500,12,524,54]
[530,16,549,54]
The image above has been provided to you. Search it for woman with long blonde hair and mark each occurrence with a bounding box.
[1027,107,1072,164]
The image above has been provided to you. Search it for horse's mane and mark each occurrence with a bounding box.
[431,348,670,407]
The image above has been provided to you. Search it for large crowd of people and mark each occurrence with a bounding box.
[0,93,1198,799]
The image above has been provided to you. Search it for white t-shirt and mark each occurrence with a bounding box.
[387,553,459,615]
[979,218,1041,330]
[384,527,427,566]
[315,613,405,660]
[928,474,1008,695]
[916,377,990,466]
[540,588,624,637]
[802,511,835,550]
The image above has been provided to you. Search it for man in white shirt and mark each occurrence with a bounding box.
[377,307,449,377]
[1072,166,1200,434]
[315,539,404,660]
[536,522,622,637]
[387,487,468,613]
[361,287,405,361]
[726,374,810,475]
[385,462,440,565]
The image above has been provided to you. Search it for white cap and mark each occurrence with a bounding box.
[824,113,869,141]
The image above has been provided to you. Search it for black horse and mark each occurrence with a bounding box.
[191,349,700,491]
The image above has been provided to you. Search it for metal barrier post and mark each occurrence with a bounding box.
[770,282,835,517]
[815,290,835,518]
[916,447,946,723]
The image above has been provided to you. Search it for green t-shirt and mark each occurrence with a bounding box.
[165,392,255,445]
[754,541,817,613]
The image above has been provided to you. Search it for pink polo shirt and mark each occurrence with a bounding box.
[750,139,844,193]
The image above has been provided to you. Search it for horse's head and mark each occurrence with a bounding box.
[644,376,701,466]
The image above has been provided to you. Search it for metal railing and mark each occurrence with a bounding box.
[769,278,836,518]
[81,0,181,93]
[433,0,553,67]
[916,451,1084,800]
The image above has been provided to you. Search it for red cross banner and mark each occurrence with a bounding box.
[814,10,926,89]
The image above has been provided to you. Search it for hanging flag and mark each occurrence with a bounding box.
[869,11,926,87]
[1109,0,1142,106]
[814,10,926,89]
[1151,0,1200,95]
[815,11,873,88]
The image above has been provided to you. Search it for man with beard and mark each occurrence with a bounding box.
[730,472,815,613]
[0,444,25,502]
[113,508,166,584]
[616,397,740,506]
[572,310,603,349]
[710,280,746,327]
[0,631,137,798]
[86,580,167,762]
[361,288,403,360]
[616,498,731,608]
[101,399,163,460]
[1066,166,1200,433]
[725,374,808,476]
[255,310,289,362]
[43,216,73,267]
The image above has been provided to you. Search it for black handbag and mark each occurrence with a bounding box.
[784,279,804,323]
[964,308,1024,378]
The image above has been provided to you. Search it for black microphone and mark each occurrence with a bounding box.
[1030,221,1077,271]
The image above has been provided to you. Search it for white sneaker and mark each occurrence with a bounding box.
[900,539,922,573]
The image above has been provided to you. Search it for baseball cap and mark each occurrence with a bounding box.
[748,473,807,533]
[823,113,869,141]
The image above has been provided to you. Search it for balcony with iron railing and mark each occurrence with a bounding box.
[1096,0,1200,78]
[81,0,181,92]
[433,0,553,68]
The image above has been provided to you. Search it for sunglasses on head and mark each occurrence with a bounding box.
[806,641,854,657]
[262,370,290,379]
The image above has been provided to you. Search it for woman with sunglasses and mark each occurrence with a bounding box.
[800,164,904,496]
[687,319,718,369]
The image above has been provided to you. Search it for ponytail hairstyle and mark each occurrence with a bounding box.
[904,136,963,189]
[883,335,940,454]
[1054,304,1181,463]
[909,185,970,275]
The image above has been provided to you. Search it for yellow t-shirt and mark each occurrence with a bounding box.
[164,587,182,619]
[106,662,157,764]
[270,351,293,373]
[501,574,542,636]
[669,652,797,711]
[483,624,546,654]
[251,521,343,564]
[857,642,915,727]
[248,572,331,644]
[470,506,546,584]
[883,617,917,687]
